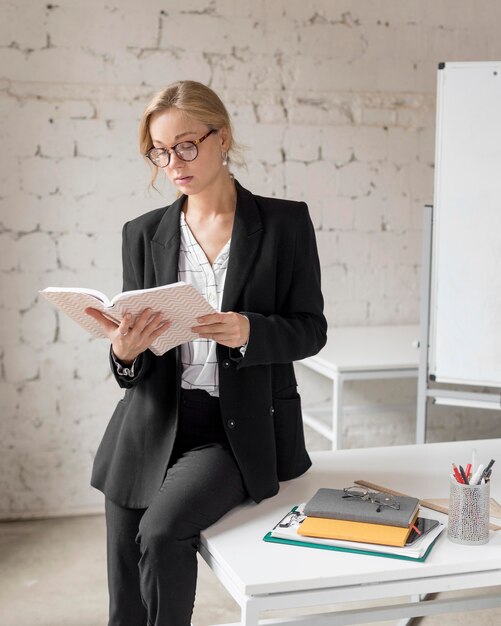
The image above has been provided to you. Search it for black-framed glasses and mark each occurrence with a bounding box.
[145,129,217,167]
[342,486,400,512]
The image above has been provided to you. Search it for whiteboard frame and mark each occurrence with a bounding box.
[429,61,501,388]
[416,62,501,443]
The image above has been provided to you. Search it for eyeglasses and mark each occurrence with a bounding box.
[145,129,217,168]
[342,486,400,512]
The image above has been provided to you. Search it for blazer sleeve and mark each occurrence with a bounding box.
[234,203,327,368]
[110,221,154,389]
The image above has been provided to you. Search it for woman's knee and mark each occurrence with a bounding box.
[135,511,192,553]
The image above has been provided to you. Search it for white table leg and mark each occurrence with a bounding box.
[415,378,427,444]
[332,374,343,450]
[395,593,426,626]
[241,598,259,626]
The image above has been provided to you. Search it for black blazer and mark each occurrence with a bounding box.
[91,181,327,507]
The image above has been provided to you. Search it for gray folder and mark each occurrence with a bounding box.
[304,488,420,528]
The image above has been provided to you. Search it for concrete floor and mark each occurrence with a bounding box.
[0,512,243,626]
[1,423,500,626]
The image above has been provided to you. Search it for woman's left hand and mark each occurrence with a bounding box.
[192,312,250,348]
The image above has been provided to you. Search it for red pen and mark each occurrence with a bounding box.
[465,463,472,479]
[452,463,464,483]
[410,522,422,536]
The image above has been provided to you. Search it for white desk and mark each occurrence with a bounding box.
[298,325,420,449]
[200,438,501,626]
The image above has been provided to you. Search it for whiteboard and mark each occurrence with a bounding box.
[429,61,501,387]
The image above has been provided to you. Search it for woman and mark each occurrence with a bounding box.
[86,80,327,626]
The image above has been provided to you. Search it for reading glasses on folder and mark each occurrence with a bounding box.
[343,486,401,512]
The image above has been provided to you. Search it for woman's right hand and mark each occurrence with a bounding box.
[85,307,171,365]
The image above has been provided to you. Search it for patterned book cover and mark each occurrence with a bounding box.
[39,282,216,356]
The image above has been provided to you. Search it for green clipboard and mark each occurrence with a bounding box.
[263,507,441,563]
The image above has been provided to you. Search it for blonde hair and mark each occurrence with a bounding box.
[139,80,244,189]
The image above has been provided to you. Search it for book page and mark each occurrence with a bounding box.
[39,290,117,339]
[110,281,188,305]
[42,286,111,306]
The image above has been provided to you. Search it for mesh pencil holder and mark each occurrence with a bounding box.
[447,476,490,545]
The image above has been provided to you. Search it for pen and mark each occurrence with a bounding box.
[465,463,472,479]
[483,459,495,475]
[410,522,422,536]
[482,459,495,482]
[459,465,469,485]
[452,463,464,483]
[470,464,484,485]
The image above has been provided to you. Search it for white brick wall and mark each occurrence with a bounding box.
[1,0,501,517]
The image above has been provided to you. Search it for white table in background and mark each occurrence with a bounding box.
[298,325,420,449]
[200,438,501,626]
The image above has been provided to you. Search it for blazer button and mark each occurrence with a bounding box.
[227,418,236,429]
[269,405,274,416]
[222,359,231,369]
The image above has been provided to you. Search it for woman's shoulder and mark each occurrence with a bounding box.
[122,198,180,239]
[252,192,311,232]
[254,193,306,211]
[238,181,308,220]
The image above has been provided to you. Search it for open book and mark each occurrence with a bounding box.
[39,282,216,356]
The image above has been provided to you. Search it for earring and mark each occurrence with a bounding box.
[221,150,228,166]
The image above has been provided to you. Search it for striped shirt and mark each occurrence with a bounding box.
[178,210,231,397]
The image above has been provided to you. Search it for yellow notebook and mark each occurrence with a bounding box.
[297,513,419,547]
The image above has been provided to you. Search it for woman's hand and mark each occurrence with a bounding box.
[192,312,250,349]
[85,307,171,365]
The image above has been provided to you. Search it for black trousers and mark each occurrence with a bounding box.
[104,389,248,626]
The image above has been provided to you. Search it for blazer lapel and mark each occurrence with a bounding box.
[222,181,263,312]
[149,182,263,311]
[151,194,184,287]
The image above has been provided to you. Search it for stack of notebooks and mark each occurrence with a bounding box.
[264,488,445,562]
